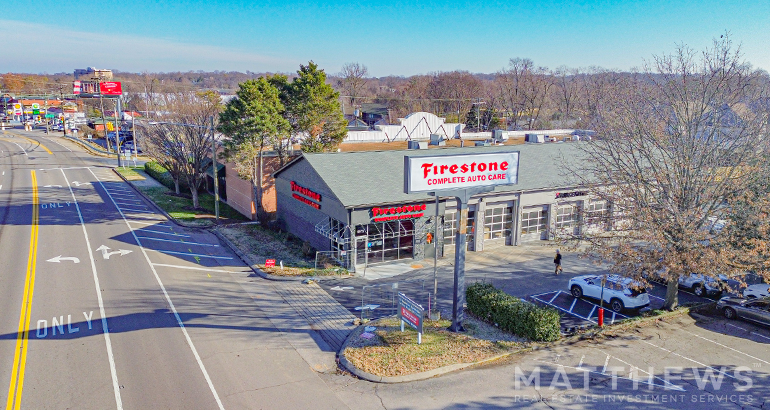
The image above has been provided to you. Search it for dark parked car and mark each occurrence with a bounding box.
[717,296,770,326]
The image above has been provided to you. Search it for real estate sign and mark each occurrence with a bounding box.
[404,152,520,194]
[398,292,424,334]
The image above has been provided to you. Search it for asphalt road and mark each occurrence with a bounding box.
[0,128,349,409]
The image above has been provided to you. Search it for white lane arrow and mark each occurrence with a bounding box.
[70,181,88,187]
[95,245,132,260]
[46,255,80,263]
[43,185,62,188]
[330,286,354,291]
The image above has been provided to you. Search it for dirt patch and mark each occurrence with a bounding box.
[343,316,527,377]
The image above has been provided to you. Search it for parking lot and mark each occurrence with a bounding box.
[317,243,720,331]
[529,281,712,331]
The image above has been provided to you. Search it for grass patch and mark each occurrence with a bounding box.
[258,265,349,277]
[137,186,247,227]
[343,316,527,377]
[219,224,329,272]
[115,166,145,181]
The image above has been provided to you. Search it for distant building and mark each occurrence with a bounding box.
[74,67,113,80]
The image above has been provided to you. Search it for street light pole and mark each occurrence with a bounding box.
[210,116,219,223]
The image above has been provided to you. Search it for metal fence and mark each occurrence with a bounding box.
[359,277,433,320]
[314,250,350,272]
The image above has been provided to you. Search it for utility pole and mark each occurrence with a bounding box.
[211,116,219,223]
[115,96,122,167]
[59,85,67,137]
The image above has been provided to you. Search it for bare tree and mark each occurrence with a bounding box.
[553,66,581,124]
[563,36,770,310]
[139,90,222,208]
[426,71,482,123]
[337,62,369,107]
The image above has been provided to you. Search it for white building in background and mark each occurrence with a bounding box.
[345,112,465,143]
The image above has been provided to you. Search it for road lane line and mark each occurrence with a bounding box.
[136,229,190,237]
[44,137,73,152]
[137,236,219,247]
[6,171,39,410]
[17,135,52,155]
[91,169,225,410]
[151,263,248,273]
[145,249,233,260]
[60,169,123,410]
[118,208,155,214]
[601,354,610,373]
[681,329,770,365]
[12,142,27,156]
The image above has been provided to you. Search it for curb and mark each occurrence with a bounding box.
[62,135,113,157]
[337,321,525,383]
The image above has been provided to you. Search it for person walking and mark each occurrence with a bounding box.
[554,249,563,275]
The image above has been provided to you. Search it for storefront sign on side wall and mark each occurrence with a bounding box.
[291,181,322,209]
[404,152,520,193]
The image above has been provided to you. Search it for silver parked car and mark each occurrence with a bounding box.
[744,284,770,299]
[717,297,770,326]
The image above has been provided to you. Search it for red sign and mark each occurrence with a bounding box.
[291,181,321,209]
[371,203,426,222]
[265,259,276,267]
[99,82,122,96]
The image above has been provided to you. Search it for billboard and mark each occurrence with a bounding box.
[404,152,519,193]
[99,82,122,96]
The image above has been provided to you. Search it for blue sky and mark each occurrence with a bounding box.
[2,0,769,76]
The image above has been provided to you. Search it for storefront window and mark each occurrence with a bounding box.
[555,203,580,229]
[354,220,415,265]
[521,208,547,234]
[443,209,474,247]
[483,206,512,240]
[585,200,608,228]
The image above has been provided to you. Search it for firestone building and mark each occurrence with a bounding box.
[273,143,608,272]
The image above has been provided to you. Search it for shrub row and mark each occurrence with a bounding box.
[144,161,187,191]
[466,282,561,342]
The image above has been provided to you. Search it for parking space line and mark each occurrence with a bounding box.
[106,192,136,198]
[588,305,597,319]
[752,332,770,342]
[145,249,233,260]
[577,355,584,368]
[641,340,737,379]
[601,354,610,373]
[727,323,749,332]
[530,291,557,298]
[137,236,219,247]
[129,221,172,227]
[119,208,155,214]
[681,330,770,365]
[610,311,617,324]
[548,293,559,304]
[137,229,191,237]
[534,359,680,391]
[568,298,577,312]
[594,349,681,390]
[648,294,665,301]
[531,293,597,324]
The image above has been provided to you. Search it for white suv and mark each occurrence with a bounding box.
[569,274,650,312]
[678,273,728,297]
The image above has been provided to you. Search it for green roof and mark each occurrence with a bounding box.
[276,143,590,208]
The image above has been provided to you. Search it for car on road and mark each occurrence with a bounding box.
[744,284,770,299]
[569,274,650,313]
[717,296,770,326]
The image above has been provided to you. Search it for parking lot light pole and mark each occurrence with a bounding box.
[598,275,606,327]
